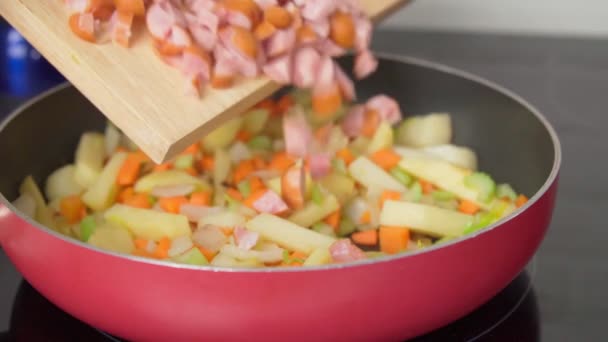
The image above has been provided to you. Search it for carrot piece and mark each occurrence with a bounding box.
[115,146,129,153]
[236,129,252,142]
[92,5,115,21]
[268,152,294,173]
[199,155,215,172]
[153,162,172,172]
[297,24,318,43]
[222,0,262,27]
[69,13,96,43]
[324,209,341,232]
[117,187,135,203]
[184,167,198,176]
[221,227,234,237]
[230,26,258,58]
[284,251,307,266]
[361,109,380,137]
[351,230,378,246]
[159,196,188,214]
[134,238,149,250]
[197,246,217,262]
[369,148,401,171]
[379,226,410,254]
[336,148,355,165]
[226,188,244,201]
[515,194,529,208]
[154,237,171,259]
[244,189,267,209]
[190,191,212,206]
[419,179,435,194]
[181,143,200,155]
[312,84,343,118]
[124,193,153,209]
[132,249,155,258]
[360,210,372,224]
[329,11,356,49]
[380,190,402,208]
[254,20,276,40]
[252,156,267,170]
[60,195,86,224]
[276,94,295,114]
[249,176,265,193]
[264,5,292,29]
[211,73,235,89]
[458,199,480,215]
[233,160,255,184]
[117,153,143,186]
[281,166,305,210]
[114,0,145,16]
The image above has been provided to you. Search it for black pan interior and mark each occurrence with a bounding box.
[0,57,556,202]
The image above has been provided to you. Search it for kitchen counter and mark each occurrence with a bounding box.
[1,30,607,341]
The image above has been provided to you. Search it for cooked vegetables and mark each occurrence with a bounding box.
[396,113,452,147]
[16,90,527,268]
[74,132,105,188]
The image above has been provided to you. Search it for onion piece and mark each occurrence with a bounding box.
[192,224,227,252]
[233,226,260,250]
[150,184,196,198]
[229,141,252,163]
[180,204,224,222]
[12,193,36,218]
[168,236,194,257]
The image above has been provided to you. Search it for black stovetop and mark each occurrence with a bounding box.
[1,30,607,341]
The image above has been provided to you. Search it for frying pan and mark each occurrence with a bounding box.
[0,54,561,342]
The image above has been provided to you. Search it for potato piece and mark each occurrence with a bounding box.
[197,211,246,229]
[303,248,332,266]
[396,113,452,147]
[367,122,393,153]
[348,157,406,192]
[288,194,339,228]
[104,122,122,157]
[213,149,231,185]
[82,152,127,211]
[202,117,244,151]
[243,109,270,135]
[134,170,209,193]
[74,132,106,188]
[396,157,492,209]
[45,165,84,202]
[88,225,135,254]
[380,200,473,237]
[246,214,336,254]
[104,204,191,240]
[19,176,55,229]
[423,144,478,171]
[319,172,355,204]
[265,177,282,195]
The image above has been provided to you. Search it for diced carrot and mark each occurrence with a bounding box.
[134,238,149,250]
[134,149,150,163]
[336,148,355,165]
[159,196,188,214]
[236,129,252,142]
[93,5,114,21]
[197,246,217,262]
[184,167,198,176]
[254,20,276,40]
[231,26,258,58]
[264,5,292,29]
[515,194,529,208]
[244,189,267,209]
[211,73,234,89]
[233,160,255,184]
[249,176,265,193]
[124,193,153,209]
[117,187,135,203]
[324,209,341,232]
[252,156,267,170]
[226,188,244,201]
[60,195,86,224]
[276,94,295,114]
[369,148,401,170]
[256,98,277,116]
[199,155,215,172]
[419,179,435,194]
[458,199,480,215]
[360,210,372,224]
[297,24,318,43]
[190,191,212,206]
[154,237,171,259]
[351,229,378,246]
[380,190,401,207]
[281,166,305,210]
[268,152,294,173]
[68,13,96,43]
[379,226,410,254]
[117,153,143,186]
[329,11,356,49]
[221,227,234,236]
[312,84,343,118]
[181,143,200,155]
[361,109,380,137]
[114,0,145,16]
[153,162,172,172]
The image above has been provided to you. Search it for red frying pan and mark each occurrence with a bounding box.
[0,55,560,341]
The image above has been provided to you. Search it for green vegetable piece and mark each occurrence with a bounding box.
[311,183,323,205]
[390,166,412,186]
[148,196,157,206]
[247,135,272,150]
[174,154,194,170]
[407,182,422,202]
[338,218,356,237]
[432,190,455,201]
[291,89,312,107]
[496,183,517,201]
[464,172,496,203]
[237,180,252,198]
[173,248,209,266]
[79,215,96,242]
[332,158,347,174]
[244,109,270,135]
[312,222,336,237]
[463,212,497,235]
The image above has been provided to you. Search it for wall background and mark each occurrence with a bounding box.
[380,0,608,38]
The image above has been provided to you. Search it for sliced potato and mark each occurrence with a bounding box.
[246,214,336,254]
[303,248,332,266]
[396,113,451,147]
[198,211,246,229]
[134,170,209,193]
[105,204,191,240]
[88,225,135,254]
[44,164,84,202]
[104,122,122,157]
[367,122,393,153]
[380,200,473,237]
[348,157,406,192]
[74,132,105,188]
[202,117,244,151]
[265,177,282,195]
[319,172,355,204]
[288,194,339,228]
[19,176,55,229]
[82,152,127,211]
[423,145,478,171]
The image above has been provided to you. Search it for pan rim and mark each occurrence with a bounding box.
[0,53,562,273]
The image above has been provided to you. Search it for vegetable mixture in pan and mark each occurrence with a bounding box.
[13,90,528,268]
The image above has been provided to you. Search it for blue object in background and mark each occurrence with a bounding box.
[1,19,65,98]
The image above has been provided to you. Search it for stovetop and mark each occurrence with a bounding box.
[1,30,607,341]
